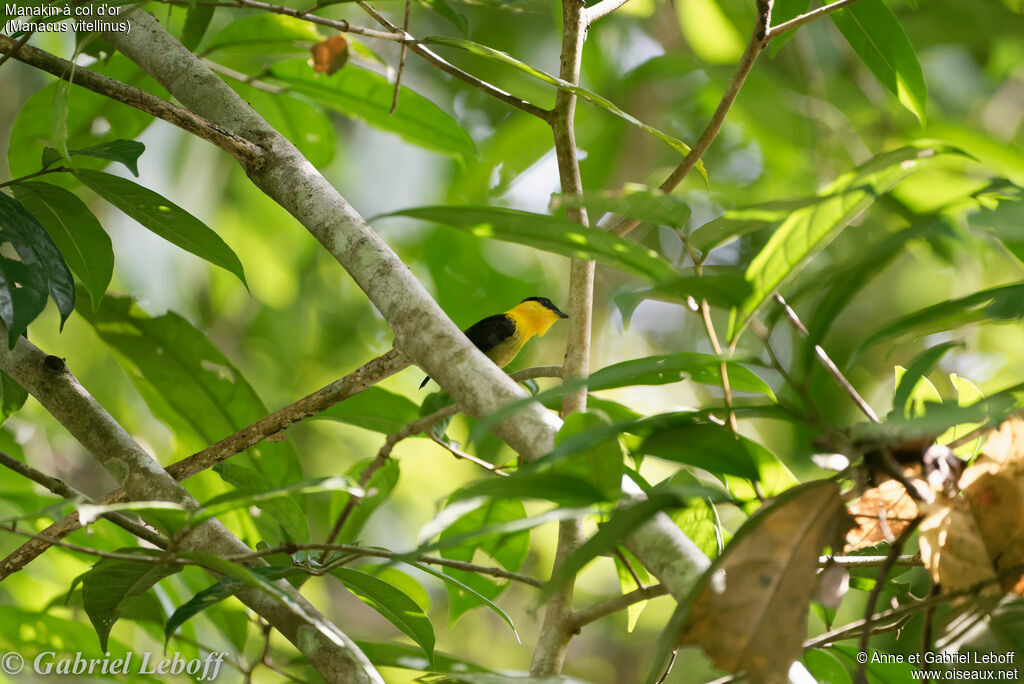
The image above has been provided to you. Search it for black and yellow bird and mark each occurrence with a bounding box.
[420,297,569,389]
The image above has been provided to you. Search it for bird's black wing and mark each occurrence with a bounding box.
[464,313,516,354]
[419,314,516,388]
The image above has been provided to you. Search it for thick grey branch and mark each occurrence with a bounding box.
[0,332,383,684]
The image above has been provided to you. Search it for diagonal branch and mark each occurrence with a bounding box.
[0,327,384,683]
[0,35,263,168]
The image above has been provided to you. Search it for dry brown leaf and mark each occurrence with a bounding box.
[845,479,919,551]
[311,34,349,75]
[919,418,1024,595]
[678,481,852,684]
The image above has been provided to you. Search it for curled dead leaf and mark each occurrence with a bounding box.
[311,34,349,76]
[919,418,1024,595]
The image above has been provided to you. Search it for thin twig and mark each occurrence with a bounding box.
[0,29,34,71]
[232,542,544,587]
[569,583,668,629]
[429,434,509,474]
[855,516,923,684]
[389,0,411,115]
[357,0,550,119]
[683,241,737,432]
[0,348,409,579]
[531,0,591,674]
[0,526,181,563]
[0,449,167,549]
[819,554,921,568]
[611,0,775,237]
[774,293,880,423]
[584,0,634,24]
[0,35,264,169]
[767,0,865,39]
[0,165,71,190]
[656,648,678,684]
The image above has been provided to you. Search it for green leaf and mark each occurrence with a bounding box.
[856,283,1024,356]
[270,59,476,161]
[688,195,834,254]
[640,422,763,480]
[355,640,494,674]
[333,458,400,543]
[831,0,927,123]
[332,568,435,660]
[891,342,961,419]
[424,36,704,178]
[165,566,303,646]
[768,0,810,56]
[318,386,421,434]
[205,14,322,52]
[419,0,468,34]
[12,182,113,310]
[550,186,691,228]
[451,473,608,506]
[0,372,28,425]
[545,493,677,599]
[74,170,247,286]
[731,144,958,341]
[81,553,182,650]
[7,56,160,178]
[438,498,528,624]
[473,353,772,442]
[405,562,519,640]
[0,257,47,348]
[550,411,624,499]
[0,192,75,339]
[76,293,304,539]
[802,222,948,371]
[589,353,772,396]
[69,140,146,177]
[196,474,359,525]
[803,649,853,684]
[390,205,678,282]
[181,2,215,51]
[969,197,1024,265]
[615,272,754,325]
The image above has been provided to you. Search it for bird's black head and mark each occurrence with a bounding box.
[522,296,569,319]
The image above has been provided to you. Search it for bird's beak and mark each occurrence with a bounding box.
[555,307,569,319]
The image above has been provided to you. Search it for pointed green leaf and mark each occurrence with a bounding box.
[551,187,691,228]
[856,283,1024,356]
[270,59,476,161]
[390,205,678,282]
[731,144,960,340]
[205,14,322,52]
[69,140,146,177]
[424,36,705,179]
[832,0,927,123]
[81,552,181,650]
[0,192,75,337]
[74,169,247,287]
[13,181,113,309]
[332,568,435,660]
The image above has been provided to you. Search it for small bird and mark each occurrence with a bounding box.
[420,297,569,389]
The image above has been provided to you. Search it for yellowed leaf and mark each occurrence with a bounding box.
[678,481,852,684]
